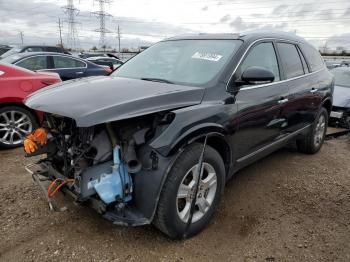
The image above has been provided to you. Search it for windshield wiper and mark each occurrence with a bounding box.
[141,77,174,84]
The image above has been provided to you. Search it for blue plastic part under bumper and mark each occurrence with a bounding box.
[93,146,133,204]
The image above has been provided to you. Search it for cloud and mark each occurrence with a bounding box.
[219,14,231,23]
[201,6,208,11]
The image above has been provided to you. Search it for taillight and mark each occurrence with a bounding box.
[41,79,60,86]
[104,67,112,75]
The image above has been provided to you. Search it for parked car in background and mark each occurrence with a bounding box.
[0,45,11,56]
[24,31,333,238]
[329,67,350,128]
[78,53,120,59]
[0,45,67,59]
[0,63,61,148]
[1,52,112,81]
[86,56,124,70]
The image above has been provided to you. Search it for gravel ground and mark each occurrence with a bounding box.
[0,138,350,261]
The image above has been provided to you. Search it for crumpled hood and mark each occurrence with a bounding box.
[333,85,350,108]
[25,76,204,127]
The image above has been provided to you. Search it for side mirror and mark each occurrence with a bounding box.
[238,66,275,86]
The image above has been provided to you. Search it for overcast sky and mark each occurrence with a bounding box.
[0,0,349,50]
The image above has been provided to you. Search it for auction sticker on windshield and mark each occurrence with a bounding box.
[191,52,223,62]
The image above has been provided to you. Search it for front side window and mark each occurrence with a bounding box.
[112,39,242,86]
[238,42,280,82]
[53,56,86,68]
[16,56,47,70]
[276,42,304,79]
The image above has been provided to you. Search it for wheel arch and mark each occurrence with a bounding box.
[165,125,233,178]
[0,102,41,124]
[321,98,332,116]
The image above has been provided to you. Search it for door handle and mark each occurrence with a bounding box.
[278,98,289,104]
[76,71,84,75]
[310,88,318,93]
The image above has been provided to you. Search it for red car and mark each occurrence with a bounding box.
[0,63,61,148]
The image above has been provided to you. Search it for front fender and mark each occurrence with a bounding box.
[150,102,234,156]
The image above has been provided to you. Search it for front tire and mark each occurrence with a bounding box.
[153,143,225,239]
[297,107,328,154]
[0,106,38,148]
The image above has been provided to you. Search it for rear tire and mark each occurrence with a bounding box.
[0,106,38,148]
[297,107,328,154]
[153,143,225,239]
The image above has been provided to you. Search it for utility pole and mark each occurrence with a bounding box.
[19,31,24,45]
[117,25,121,54]
[58,18,63,48]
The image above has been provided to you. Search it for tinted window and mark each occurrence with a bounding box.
[301,44,324,72]
[25,47,44,52]
[239,42,280,81]
[276,43,304,79]
[16,56,47,70]
[46,47,61,52]
[53,56,85,68]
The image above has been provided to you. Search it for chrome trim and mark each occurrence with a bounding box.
[239,69,324,91]
[226,37,326,91]
[236,124,311,163]
[14,54,88,70]
[0,70,4,76]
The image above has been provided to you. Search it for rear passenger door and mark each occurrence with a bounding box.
[52,55,87,80]
[275,42,320,133]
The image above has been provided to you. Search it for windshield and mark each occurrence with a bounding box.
[112,39,242,86]
[331,68,350,88]
[0,46,22,58]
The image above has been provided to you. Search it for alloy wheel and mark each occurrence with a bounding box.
[314,114,326,148]
[176,162,218,223]
[0,110,33,145]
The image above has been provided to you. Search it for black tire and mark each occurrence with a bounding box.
[296,107,328,154]
[0,106,38,149]
[153,143,225,239]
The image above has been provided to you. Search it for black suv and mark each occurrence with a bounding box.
[24,31,333,239]
[0,45,66,59]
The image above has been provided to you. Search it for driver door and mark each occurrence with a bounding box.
[233,41,290,160]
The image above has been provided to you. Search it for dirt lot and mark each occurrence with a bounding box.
[0,138,350,261]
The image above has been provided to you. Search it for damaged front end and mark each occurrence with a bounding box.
[25,111,176,226]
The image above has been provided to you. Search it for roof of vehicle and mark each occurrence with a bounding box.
[1,52,79,63]
[87,56,122,61]
[165,30,308,44]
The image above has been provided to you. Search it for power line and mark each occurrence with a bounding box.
[63,0,80,49]
[92,0,113,48]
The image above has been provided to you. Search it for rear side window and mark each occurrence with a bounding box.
[239,42,280,81]
[46,47,61,52]
[16,56,48,70]
[300,44,324,72]
[53,56,86,68]
[276,43,304,79]
[24,47,44,52]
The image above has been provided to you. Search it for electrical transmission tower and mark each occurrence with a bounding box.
[92,0,113,48]
[63,0,80,50]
